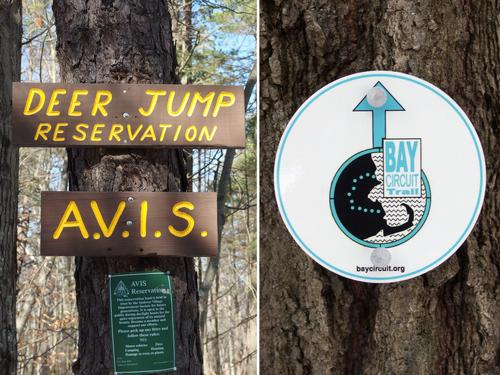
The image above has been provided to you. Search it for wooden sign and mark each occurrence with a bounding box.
[41,192,217,256]
[12,82,245,148]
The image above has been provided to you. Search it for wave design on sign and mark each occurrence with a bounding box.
[366,153,427,243]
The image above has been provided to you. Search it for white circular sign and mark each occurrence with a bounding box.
[274,71,486,283]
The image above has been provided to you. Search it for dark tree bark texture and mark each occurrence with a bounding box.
[0,1,21,374]
[52,1,202,374]
[260,1,499,374]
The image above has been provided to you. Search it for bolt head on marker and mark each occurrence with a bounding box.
[367,86,387,107]
[371,248,391,267]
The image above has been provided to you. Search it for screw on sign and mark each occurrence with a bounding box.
[275,71,485,283]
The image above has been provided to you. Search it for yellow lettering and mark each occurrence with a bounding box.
[91,90,113,116]
[185,125,197,142]
[168,201,195,237]
[90,124,105,141]
[140,125,156,141]
[68,89,89,116]
[53,123,68,141]
[167,92,190,117]
[158,124,172,141]
[53,200,89,239]
[73,123,89,141]
[23,88,45,115]
[127,124,143,141]
[46,89,67,116]
[140,201,147,238]
[90,200,126,238]
[34,123,51,141]
[213,91,235,117]
[187,91,215,117]
[173,125,182,141]
[138,90,166,116]
[198,125,218,142]
[109,124,124,141]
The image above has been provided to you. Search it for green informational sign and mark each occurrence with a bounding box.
[109,272,176,374]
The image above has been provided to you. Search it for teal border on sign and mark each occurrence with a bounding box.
[275,72,485,281]
[329,147,431,248]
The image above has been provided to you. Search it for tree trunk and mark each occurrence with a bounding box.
[180,0,193,85]
[260,1,499,374]
[199,63,256,345]
[0,1,21,374]
[52,1,202,374]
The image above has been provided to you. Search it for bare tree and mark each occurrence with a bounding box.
[199,63,256,341]
[260,1,500,374]
[52,1,202,374]
[0,1,21,374]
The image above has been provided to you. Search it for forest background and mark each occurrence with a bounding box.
[16,0,256,374]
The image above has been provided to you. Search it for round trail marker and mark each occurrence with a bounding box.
[275,71,486,283]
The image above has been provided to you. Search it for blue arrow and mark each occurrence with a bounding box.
[353,82,405,148]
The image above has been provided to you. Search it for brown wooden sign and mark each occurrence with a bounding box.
[12,82,245,148]
[41,192,217,256]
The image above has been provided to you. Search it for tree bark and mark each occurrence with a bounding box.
[260,1,499,374]
[0,1,21,374]
[52,1,202,374]
[180,0,193,85]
